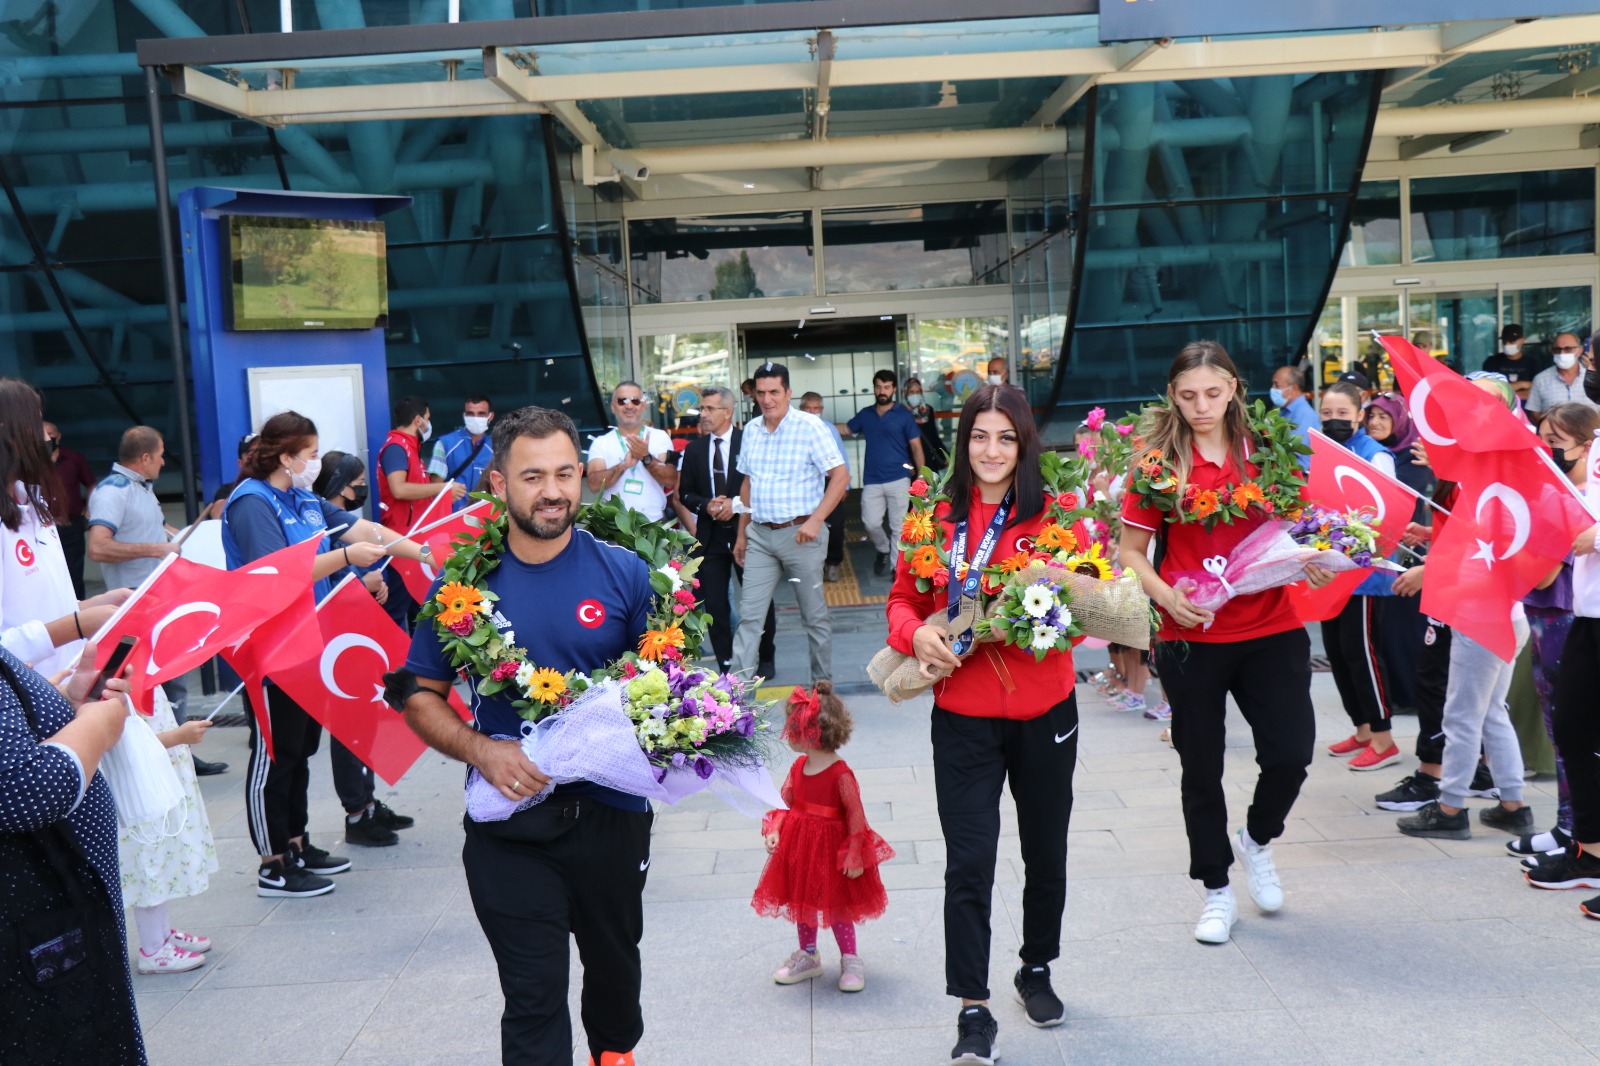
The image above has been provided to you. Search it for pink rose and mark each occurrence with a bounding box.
[490,660,519,681]
[1085,407,1106,431]
[1076,439,1097,459]
[692,578,701,589]
[673,604,688,615]
[662,646,682,662]
[1116,423,1133,437]
[668,559,683,570]
[448,616,474,636]
[908,478,929,498]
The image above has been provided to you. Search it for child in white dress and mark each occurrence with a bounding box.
[118,685,220,974]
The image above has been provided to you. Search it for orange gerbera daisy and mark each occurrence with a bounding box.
[525,668,567,704]
[997,550,1033,574]
[435,582,486,626]
[900,510,935,544]
[1190,489,1221,519]
[1034,523,1077,552]
[910,544,942,580]
[1232,481,1265,507]
[638,625,687,661]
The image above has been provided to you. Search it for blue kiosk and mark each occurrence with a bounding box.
[179,187,411,507]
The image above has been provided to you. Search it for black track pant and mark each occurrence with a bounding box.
[245,684,322,858]
[1155,628,1314,889]
[463,797,652,1065]
[932,695,1078,1001]
[1321,596,1393,733]
[1414,619,1452,765]
[1554,617,1600,843]
[329,739,374,815]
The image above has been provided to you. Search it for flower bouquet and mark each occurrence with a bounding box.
[1077,407,1139,547]
[973,568,1082,661]
[1168,507,1399,627]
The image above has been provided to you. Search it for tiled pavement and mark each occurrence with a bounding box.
[136,610,1600,1065]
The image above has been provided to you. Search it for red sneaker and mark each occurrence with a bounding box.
[1348,744,1402,771]
[1327,735,1370,757]
[588,1053,635,1066]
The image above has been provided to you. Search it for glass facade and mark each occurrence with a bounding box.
[1411,169,1596,262]
[1341,181,1402,267]
[629,212,814,305]
[821,202,1008,295]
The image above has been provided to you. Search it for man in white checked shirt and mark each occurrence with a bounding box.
[733,362,849,682]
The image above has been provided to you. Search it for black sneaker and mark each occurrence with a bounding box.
[950,1004,998,1065]
[1467,763,1500,800]
[1525,844,1600,890]
[1012,964,1065,1028]
[371,800,414,830]
[1582,894,1600,920]
[1478,804,1535,834]
[290,838,351,875]
[874,552,889,576]
[1397,801,1470,840]
[257,857,335,898]
[1507,827,1571,858]
[1375,770,1439,812]
[344,808,399,848]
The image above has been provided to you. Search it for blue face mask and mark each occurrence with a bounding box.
[1269,387,1287,408]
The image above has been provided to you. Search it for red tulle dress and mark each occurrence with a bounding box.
[751,756,895,925]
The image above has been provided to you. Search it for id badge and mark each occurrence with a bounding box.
[623,476,645,496]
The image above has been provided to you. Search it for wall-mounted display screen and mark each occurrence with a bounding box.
[228,215,388,330]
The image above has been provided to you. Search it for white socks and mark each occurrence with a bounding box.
[134,903,170,956]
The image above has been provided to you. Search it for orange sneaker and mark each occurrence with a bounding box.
[587,1053,635,1066]
[1327,735,1370,757]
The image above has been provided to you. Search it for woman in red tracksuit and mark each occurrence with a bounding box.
[886,384,1079,1065]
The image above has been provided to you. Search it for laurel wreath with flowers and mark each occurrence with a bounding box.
[422,492,712,721]
[1128,398,1308,532]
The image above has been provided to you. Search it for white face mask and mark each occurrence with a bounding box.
[905,392,923,405]
[419,420,432,443]
[463,415,490,436]
[987,374,1004,385]
[1502,344,1521,357]
[1555,352,1580,370]
[288,456,321,491]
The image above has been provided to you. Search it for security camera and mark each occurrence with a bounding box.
[608,150,650,182]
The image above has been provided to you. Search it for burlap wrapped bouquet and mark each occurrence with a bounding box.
[867,565,1153,703]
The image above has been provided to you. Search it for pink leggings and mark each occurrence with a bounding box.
[797,917,856,955]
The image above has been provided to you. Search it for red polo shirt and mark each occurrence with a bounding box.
[1121,444,1301,644]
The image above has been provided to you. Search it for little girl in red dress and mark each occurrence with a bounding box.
[752,681,894,993]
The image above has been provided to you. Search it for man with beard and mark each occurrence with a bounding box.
[834,369,923,576]
[396,406,655,1066]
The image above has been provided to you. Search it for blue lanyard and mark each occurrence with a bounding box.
[947,488,1013,656]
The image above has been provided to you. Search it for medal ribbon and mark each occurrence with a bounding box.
[946,488,1013,656]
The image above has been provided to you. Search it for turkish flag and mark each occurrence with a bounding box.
[95,537,319,713]
[220,583,323,762]
[270,576,467,784]
[391,497,499,605]
[1421,447,1596,660]
[1376,334,1540,482]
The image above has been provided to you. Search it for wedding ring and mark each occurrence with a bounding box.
[511,780,521,792]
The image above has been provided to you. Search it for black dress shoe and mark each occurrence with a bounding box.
[873,552,889,576]
[757,659,776,681]
[192,757,228,776]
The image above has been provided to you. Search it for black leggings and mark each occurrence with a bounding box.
[1155,628,1314,889]
[932,696,1078,1001]
[1321,596,1393,733]
[1554,617,1600,843]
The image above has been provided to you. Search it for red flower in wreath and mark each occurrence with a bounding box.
[908,478,929,498]
[1055,492,1080,512]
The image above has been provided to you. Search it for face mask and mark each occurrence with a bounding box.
[288,457,321,491]
[1502,344,1521,357]
[1269,387,1287,408]
[1555,352,1579,371]
[905,392,923,406]
[47,439,59,453]
[1322,418,1356,443]
[419,420,432,443]
[987,374,1003,385]
[463,415,490,436]
[346,485,369,508]
[1552,445,1580,475]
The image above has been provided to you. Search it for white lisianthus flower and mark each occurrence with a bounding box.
[514,662,537,689]
[1056,607,1074,631]
[1021,584,1054,619]
[1030,623,1059,651]
[501,630,515,645]
[657,565,683,593]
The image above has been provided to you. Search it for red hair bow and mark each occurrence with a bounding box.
[783,686,823,748]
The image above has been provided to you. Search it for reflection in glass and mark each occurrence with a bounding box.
[1313,299,1344,386]
[1341,181,1402,267]
[1501,286,1593,367]
[912,316,1009,455]
[1009,144,1084,417]
[1354,294,1402,391]
[1407,289,1497,372]
[822,202,1008,295]
[639,332,734,434]
[629,213,813,305]
[1411,169,1596,262]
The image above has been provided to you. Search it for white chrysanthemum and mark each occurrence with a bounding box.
[1056,608,1074,631]
[501,630,515,645]
[657,565,683,592]
[1021,584,1054,619]
[514,662,537,688]
[1030,624,1059,650]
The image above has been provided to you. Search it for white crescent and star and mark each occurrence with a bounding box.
[320,633,391,704]
[1333,466,1386,524]
[1409,377,1458,448]
[577,601,603,625]
[1471,482,1531,567]
[147,601,222,674]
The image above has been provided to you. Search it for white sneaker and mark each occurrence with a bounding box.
[136,940,206,975]
[1233,828,1284,913]
[1194,887,1236,944]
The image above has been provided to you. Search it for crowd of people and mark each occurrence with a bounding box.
[3,331,1599,1066]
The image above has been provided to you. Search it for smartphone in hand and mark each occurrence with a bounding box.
[87,637,136,701]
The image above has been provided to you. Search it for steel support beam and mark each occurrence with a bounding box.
[1376,95,1600,137]
[606,126,1069,176]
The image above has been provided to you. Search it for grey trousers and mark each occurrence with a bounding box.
[734,521,832,682]
[861,478,912,556]
[1440,616,1529,810]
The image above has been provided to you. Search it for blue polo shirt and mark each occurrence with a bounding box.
[846,402,921,485]
[427,427,495,512]
[406,527,654,811]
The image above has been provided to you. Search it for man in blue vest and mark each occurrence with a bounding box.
[428,394,496,511]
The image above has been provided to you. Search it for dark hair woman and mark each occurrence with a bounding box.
[0,379,131,676]
[1119,342,1332,946]
[884,384,1080,1061]
[0,644,145,1063]
[221,411,432,897]
[311,451,414,848]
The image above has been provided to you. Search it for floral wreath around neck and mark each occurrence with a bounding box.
[420,492,710,721]
[897,450,1099,596]
[1128,398,1308,531]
